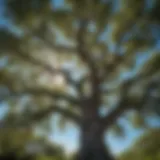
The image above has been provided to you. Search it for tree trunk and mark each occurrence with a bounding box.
[76,120,115,160]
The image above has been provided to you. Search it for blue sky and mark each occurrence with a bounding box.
[0,0,160,156]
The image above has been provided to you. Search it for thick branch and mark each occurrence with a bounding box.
[0,105,81,129]
[101,100,131,130]
[0,88,80,105]
[31,105,81,125]
[101,77,157,130]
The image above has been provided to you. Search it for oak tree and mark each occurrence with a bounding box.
[0,0,160,159]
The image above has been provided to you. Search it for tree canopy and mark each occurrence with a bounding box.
[0,0,160,159]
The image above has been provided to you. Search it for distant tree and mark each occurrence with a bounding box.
[119,128,160,160]
[0,0,160,160]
